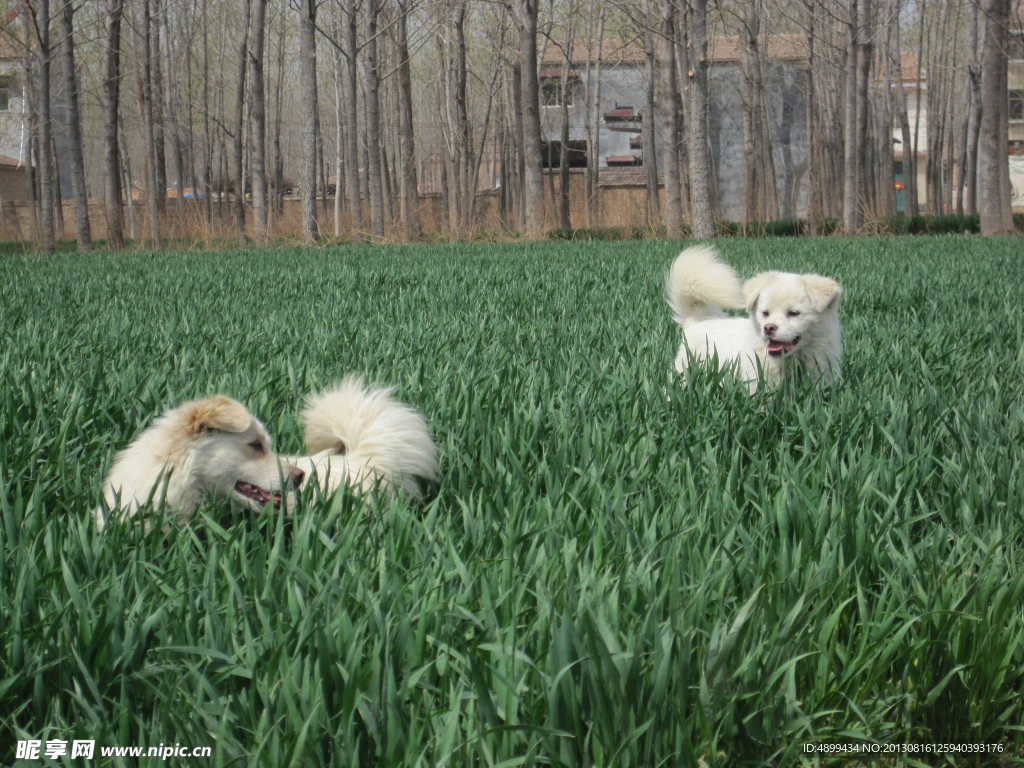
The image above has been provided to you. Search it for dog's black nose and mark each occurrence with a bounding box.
[288,466,305,488]
[763,323,778,336]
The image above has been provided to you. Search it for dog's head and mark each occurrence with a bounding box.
[743,271,842,358]
[172,395,304,510]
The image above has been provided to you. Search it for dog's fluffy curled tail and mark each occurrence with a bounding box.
[301,376,440,499]
[665,245,745,326]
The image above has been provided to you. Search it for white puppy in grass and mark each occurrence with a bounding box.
[95,395,304,531]
[286,376,440,501]
[666,245,843,392]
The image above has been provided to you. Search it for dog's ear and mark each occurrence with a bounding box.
[802,275,842,312]
[743,271,781,313]
[184,396,253,435]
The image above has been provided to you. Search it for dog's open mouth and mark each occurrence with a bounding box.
[766,336,801,356]
[234,481,282,507]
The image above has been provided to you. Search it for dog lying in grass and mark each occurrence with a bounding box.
[666,244,843,392]
[95,395,304,531]
[286,376,440,500]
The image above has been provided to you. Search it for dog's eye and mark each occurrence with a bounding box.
[787,310,801,318]
[248,441,265,453]
[761,310,769,317]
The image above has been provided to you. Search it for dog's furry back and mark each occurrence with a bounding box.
[665,244,745,325]
[298,376,440,498]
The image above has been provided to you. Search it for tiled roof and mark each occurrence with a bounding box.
[541,34,809,66]
[604,107,639,121]
[541,38,647,65]
[705,34,807,62]
[539,68,580,79]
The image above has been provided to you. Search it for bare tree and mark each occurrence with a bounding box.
[889,0,918,217]
[841,0,873,232]
[297,0,320,243]
[150,0,167,214]
[250,0,269,243]
[737,0,778,223]
[656,0,684,237]
[103,0,125,251]
[232,0,252,243]
[342,1,362,235]
[364,0,385,240]
[57,0,90,251]
[583,5,605,226]
[640,0,659,224]
[684,0,715,238]
[435,0,472,231]
[24,0,56,253]
[962,0,982,215]
[396,0,421,239]
[555,12,576,230]
[511,0,544,235]
[140,0,162,248]
[978,0,1013,234]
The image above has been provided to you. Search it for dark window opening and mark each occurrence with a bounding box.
[542,140,588,169]
[1011,89,1024,121]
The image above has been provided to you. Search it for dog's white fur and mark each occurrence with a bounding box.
[95,396,302,531]
[666,245,842,391]
[286,376,440,500]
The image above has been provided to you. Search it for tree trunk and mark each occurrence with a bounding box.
[25,0,55,252]
[889,1,917,217]
[512,0,544,236]
[396,0,421,240]
[141,0,162,248]
[740,1,779,224]
[454,2,473,231]
[250,0,268,243]
[103,0,125,251]
[641,0,659,225]
[657,0,684,237]
[58,0,91,251]
[344,5,361,234]
[841,0,861,232]
[964,1,982,216]
[161,7,186,235]
[271,8,286,225]
[232,0,251,244]
[557,25,574,230]
[201,0,213,227]
[298,0,319,242]
[979,0,1013,234]
[364,0,385,241]
[684,0,715,238]
[584,6,605,227]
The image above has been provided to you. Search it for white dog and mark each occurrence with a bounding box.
[666,245,842,391]
[286,376,440,500]
[95,395,304,531]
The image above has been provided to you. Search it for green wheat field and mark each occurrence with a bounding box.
[2,236,1023,766]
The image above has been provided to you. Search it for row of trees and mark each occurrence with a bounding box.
[4,0,1016,253]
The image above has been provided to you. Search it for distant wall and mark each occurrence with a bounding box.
[0,173,666,245]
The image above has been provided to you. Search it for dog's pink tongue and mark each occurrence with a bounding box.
[767,340,786,353]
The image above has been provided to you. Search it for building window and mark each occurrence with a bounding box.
[1011,89,1024,121]
[541,80,574,108]
[541,140,588,169]
[0,79,9,112]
